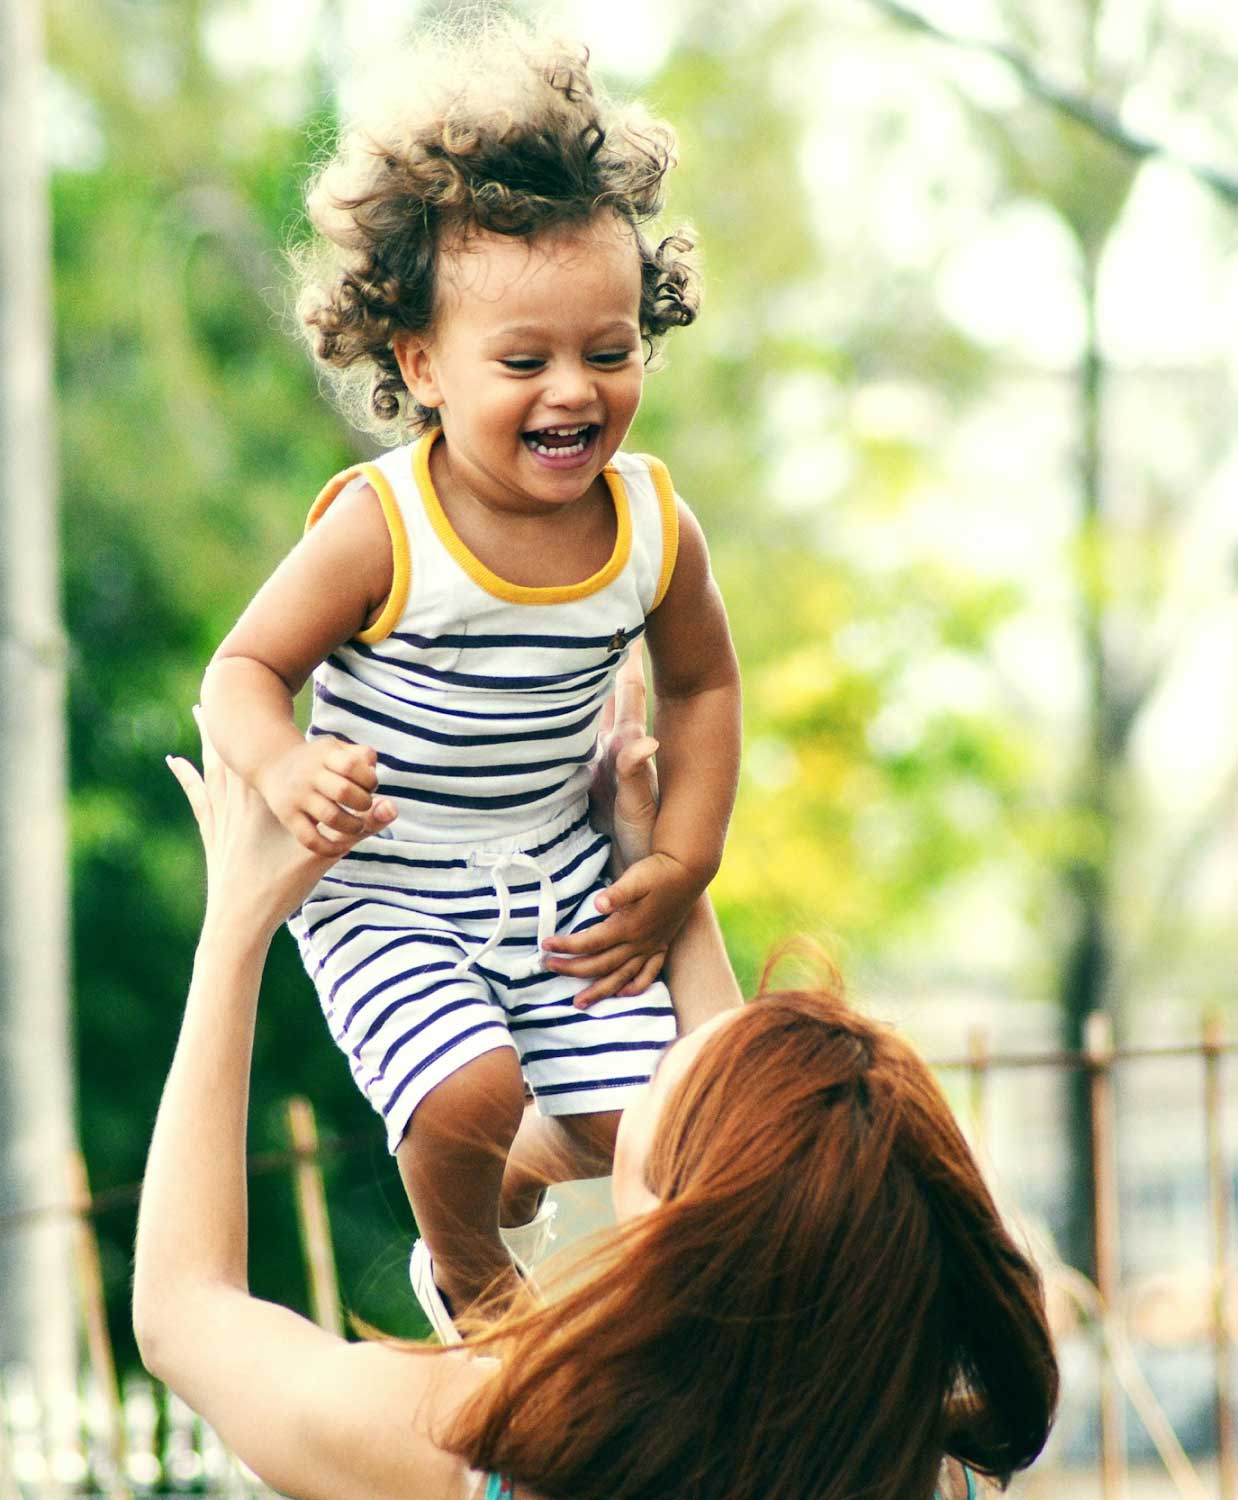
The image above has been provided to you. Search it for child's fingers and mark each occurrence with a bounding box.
[573,955,646,1008]
[592,862,653,917]
[542,909,630,956]
[320,771,374,813]
[304,794,365,836]
[619,953,664,998]
[365,796,396,826]
[547,940,636,979]
[324,744,379,789]
[291,812,353,858]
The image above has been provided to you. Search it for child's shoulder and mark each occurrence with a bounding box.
[609,448,681,516]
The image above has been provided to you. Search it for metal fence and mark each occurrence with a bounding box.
[0,1013,1234,1500]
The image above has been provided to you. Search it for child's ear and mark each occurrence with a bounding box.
[392,333,443,409]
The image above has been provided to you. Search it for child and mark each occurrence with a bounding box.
[200,21,741,1338]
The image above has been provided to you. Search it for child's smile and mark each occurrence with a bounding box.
[522,422,598,465]
[394,213,645,521]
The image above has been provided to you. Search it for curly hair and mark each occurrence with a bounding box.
[291,19,700,439]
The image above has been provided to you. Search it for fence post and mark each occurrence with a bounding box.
[66,1151,130,1500]
[1204,1012,1236,1500]
[0,1368,20,1500]
[1085,1010,1126,1500]
[285,1098,343,1336]
[967,1025,989,1150]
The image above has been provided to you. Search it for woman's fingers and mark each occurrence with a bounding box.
[611,641,647,734]
[190,704,223,779]
[614,734,658,780]
[166,755,210,837]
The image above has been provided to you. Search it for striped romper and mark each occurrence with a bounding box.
[287,428,680,1153]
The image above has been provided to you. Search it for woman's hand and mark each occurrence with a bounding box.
[167,707,395,940]
[590,643,660,875]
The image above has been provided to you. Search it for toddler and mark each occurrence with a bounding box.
[201,22,741,1338]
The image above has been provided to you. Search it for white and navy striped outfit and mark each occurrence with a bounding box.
[287,429,679,1153]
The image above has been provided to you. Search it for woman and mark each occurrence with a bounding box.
[134,686,1057,1500]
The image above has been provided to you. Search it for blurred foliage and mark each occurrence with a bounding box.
[48,0,1238,1359]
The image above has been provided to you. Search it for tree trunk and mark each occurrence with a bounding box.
[1058,247,1113,1279]
[0,0,78,1401]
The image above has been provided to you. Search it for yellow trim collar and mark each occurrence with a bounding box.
[304,462,411,644]
[412,428,632,605]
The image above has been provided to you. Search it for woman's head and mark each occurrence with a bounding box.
[451,978,1058,1500]
[292,19,699,439]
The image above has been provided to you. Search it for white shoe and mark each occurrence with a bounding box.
[408,1238,462,1345]
[500,1197,558,1272]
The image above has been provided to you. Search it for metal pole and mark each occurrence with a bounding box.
[1086,1011,1126,1500]
[1204,1013,1237,1500]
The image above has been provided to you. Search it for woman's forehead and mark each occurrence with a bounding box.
[653,1005,743,1093]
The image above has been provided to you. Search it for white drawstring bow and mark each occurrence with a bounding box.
[450,851,559,981]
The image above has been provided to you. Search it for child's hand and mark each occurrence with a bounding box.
[256,738,390,857]
[169,711,395,937]
[542,851,702,1008]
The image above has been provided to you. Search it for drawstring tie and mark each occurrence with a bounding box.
[451,851,559,981]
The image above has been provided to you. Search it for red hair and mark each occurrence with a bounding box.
[444,982,1057,1499]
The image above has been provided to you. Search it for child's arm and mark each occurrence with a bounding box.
[201,484,396,857]
[545,500,741,1004]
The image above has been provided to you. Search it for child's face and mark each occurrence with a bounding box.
[395,213,644,515]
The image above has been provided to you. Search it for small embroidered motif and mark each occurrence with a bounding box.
[608,628,628,651]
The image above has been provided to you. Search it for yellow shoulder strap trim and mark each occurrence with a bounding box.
[304,462,411,645]
[640,455,679,610]
[413,429,633,604]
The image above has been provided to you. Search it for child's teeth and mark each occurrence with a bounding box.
[527,425,591,457]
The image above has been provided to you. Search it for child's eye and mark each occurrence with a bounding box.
[589,349,635,367]
[499,357,545,373]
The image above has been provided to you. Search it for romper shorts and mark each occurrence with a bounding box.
[287,800,678,1153]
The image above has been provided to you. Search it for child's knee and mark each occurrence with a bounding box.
[402,1047,526,1162]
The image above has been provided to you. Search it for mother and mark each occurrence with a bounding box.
[135,699,1057,1500]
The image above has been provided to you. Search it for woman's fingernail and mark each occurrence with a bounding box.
[594,894,610,914]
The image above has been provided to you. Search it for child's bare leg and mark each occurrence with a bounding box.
[396,1047,526,1317]
[499,1107,621,1227]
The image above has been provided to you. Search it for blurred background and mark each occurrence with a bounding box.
[2,0,1238,1493]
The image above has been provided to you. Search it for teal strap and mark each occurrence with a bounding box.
[484,1474,512,1500]
[933,1466,977,1500]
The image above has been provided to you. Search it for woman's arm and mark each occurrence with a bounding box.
[587,646,742,1030]
[133,729,466,1500]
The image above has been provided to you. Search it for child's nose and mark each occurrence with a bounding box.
[546,363,597,409]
